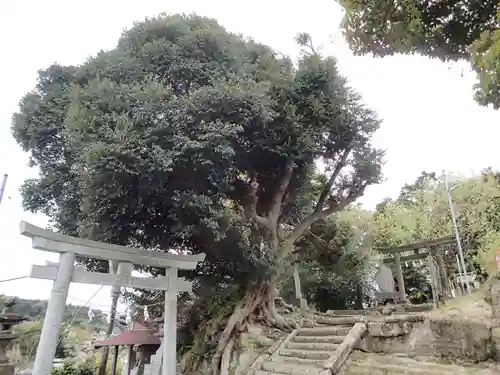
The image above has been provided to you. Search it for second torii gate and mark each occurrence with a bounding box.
[377,235,456,304]
[20,221,205,375]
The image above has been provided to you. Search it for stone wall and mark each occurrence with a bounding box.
[491,278,500,321]
[492,327,500,361]
[326,303,433,317]
[488,277,500,360]
[358,314,495,362]
[353,280,500,363]
[408,318,492,361]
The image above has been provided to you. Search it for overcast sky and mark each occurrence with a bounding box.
[0,0,499,312]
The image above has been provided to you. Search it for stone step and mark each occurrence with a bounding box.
[297,326,352,336]
[339,364,454,375]
[287,342,339,351]
[256,370,330,375]
[272,355,324,366]
[261,361,326,375]
[342,354,500,375]
[314,315,360,326]
[279,348,331,360]
[350,355,465,371]
[293,335,345,344]
[343,362,456,375]
[326,309,369,316]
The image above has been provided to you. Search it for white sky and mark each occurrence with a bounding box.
[0,0,499,311]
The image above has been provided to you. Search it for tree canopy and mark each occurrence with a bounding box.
[337,0,500,109]
[373,169,500,287]
[287,207,376,311]
[12,14,383,374]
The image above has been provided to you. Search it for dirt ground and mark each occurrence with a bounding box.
[428,287,493,323]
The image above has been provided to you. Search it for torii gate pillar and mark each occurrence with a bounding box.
[20,221,205,375]
[163,267,178,375]
[394,253,406,303]
[32,252,75,375]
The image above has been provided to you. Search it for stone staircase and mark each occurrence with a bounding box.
[339,352,500,375]
[255,319,357,375]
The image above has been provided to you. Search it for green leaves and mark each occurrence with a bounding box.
[373,170,500,278]
[12,14,383,303]
[470,22,500,109]
[337,0,500,109]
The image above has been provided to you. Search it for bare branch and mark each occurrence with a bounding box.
[285,184,367,246]
[244,176,270,228]
[314,148,351,213]
[269,161,295,224]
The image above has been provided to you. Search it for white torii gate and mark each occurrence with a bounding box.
[20,221,205,375]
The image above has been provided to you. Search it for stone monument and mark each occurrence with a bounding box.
[0,299,27,375]
[375,263,394,294]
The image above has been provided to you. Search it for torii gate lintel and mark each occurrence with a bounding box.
[20,221,205,375]
[376,235,456,304]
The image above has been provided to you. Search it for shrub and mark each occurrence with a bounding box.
[51,359,95,375]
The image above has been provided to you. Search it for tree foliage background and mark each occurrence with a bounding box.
[337,0,500,109]
[1,295,107,367]
[372,169,500,299]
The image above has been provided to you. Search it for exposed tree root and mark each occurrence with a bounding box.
[275,296,296,314]
[220,336,236,375]
[210,282,299,375]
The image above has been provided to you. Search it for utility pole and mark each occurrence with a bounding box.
[444,173,471,294]
[0,174,8,206]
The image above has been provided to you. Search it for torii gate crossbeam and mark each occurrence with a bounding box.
[375,235,455,303]
[20,221,205,375]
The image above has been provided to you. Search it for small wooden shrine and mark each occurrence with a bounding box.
[94,319,160,375]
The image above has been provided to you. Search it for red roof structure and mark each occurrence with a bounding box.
[94,322,160,348]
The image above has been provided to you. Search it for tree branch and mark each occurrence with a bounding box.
[244,176,270,228]
[285,184,367,246]
[269,161,295,224]
[314,148,351,213]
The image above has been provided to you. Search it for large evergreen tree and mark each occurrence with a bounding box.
[12,14,383,374]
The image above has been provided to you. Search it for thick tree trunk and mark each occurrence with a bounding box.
[209,160,356,374]
[210,280,297,375]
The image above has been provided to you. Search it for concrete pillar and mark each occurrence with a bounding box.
[111,346,119,375]
[394,253,406,303]
[435,251,451,299]
[126,345,133,375]
[293,264,308,310]
[162,268,178,375]
[428,254,439,308]
[100,261,121,375]
[32,252,75,375]
[293,264,302,300]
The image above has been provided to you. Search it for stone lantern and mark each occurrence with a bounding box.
[0,299,27,375]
